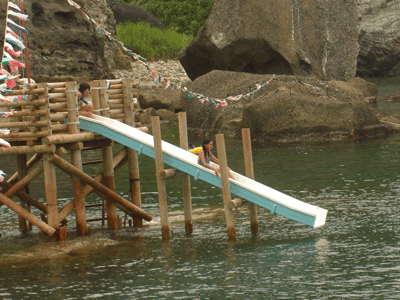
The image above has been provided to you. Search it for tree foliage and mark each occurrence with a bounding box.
[119,0,214,36]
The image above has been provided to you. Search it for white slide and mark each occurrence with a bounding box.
[79,115,328,228]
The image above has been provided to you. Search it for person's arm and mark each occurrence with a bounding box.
[199,151,219,175]
[210,153,219,164]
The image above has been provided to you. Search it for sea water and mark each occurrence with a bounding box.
[0,77,400,299]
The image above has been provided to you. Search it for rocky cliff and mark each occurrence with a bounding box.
[179,0,361,82]
[358,0,400,77]
[21,0,131,82]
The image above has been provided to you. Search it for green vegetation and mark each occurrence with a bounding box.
[116,0,213,60]
[120,0,214,36]
[116,22,192,60]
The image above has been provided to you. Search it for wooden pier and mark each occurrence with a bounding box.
[0,79,154,240]
[0,79,259,241]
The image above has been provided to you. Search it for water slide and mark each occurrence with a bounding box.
[79,115,328,229]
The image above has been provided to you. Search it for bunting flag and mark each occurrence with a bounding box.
[7,10,29,21]
[6,18,28,35]
[8,2,21,11]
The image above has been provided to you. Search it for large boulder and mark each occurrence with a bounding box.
[22,0,132,82]
[179,0,360,82]
[106,0,165,30]
[358,0,400,77]
[181,71,387,143]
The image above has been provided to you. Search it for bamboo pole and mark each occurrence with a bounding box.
[178,112,193,234]
[67,81,88,236]
[151,116,170,239]
[242,128,258,233]
[100,80,118,230]
[123,78,142,227]
[17,155,30,232]
[216,134,235,240]
[50,153,152,221]
[0,193,56,236]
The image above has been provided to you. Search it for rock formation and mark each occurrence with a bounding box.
[179,0,361,82]
[22,0,131,82]
[181,71,386,143]
[358,0,400,77]
[106,0,165,30]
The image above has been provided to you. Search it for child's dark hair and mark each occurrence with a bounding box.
[79,82,90,94]
[202,138,212,157]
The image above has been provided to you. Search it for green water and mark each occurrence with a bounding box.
[1,78,400,299]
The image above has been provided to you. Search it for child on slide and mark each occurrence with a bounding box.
[77,82,94,118]
[198,138,234,179]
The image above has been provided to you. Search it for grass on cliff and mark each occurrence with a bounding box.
[119,0,214,36]
[116,22,192,61]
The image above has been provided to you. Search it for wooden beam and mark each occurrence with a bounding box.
[0,193,56,236]
[50,153,152,222]
[0,144,55,155]
[43,132,98,145]
[0,182,47,213]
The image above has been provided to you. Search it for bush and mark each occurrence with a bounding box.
[119,0,214,36]
[116,22,192,61]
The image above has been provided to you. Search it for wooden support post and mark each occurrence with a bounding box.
[100,80,118,230]
[17,154,30,232]
[242,128,259,233]
[0,193,56,237]
[178,112,193,234]
[216,134,235,240]
[43,153,59,241]
[123,78,142,227]
[66,81,87,236]
[151,116,170,240]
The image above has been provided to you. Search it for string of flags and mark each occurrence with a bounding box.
[1,0,27,95]
[65,0,275,108]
